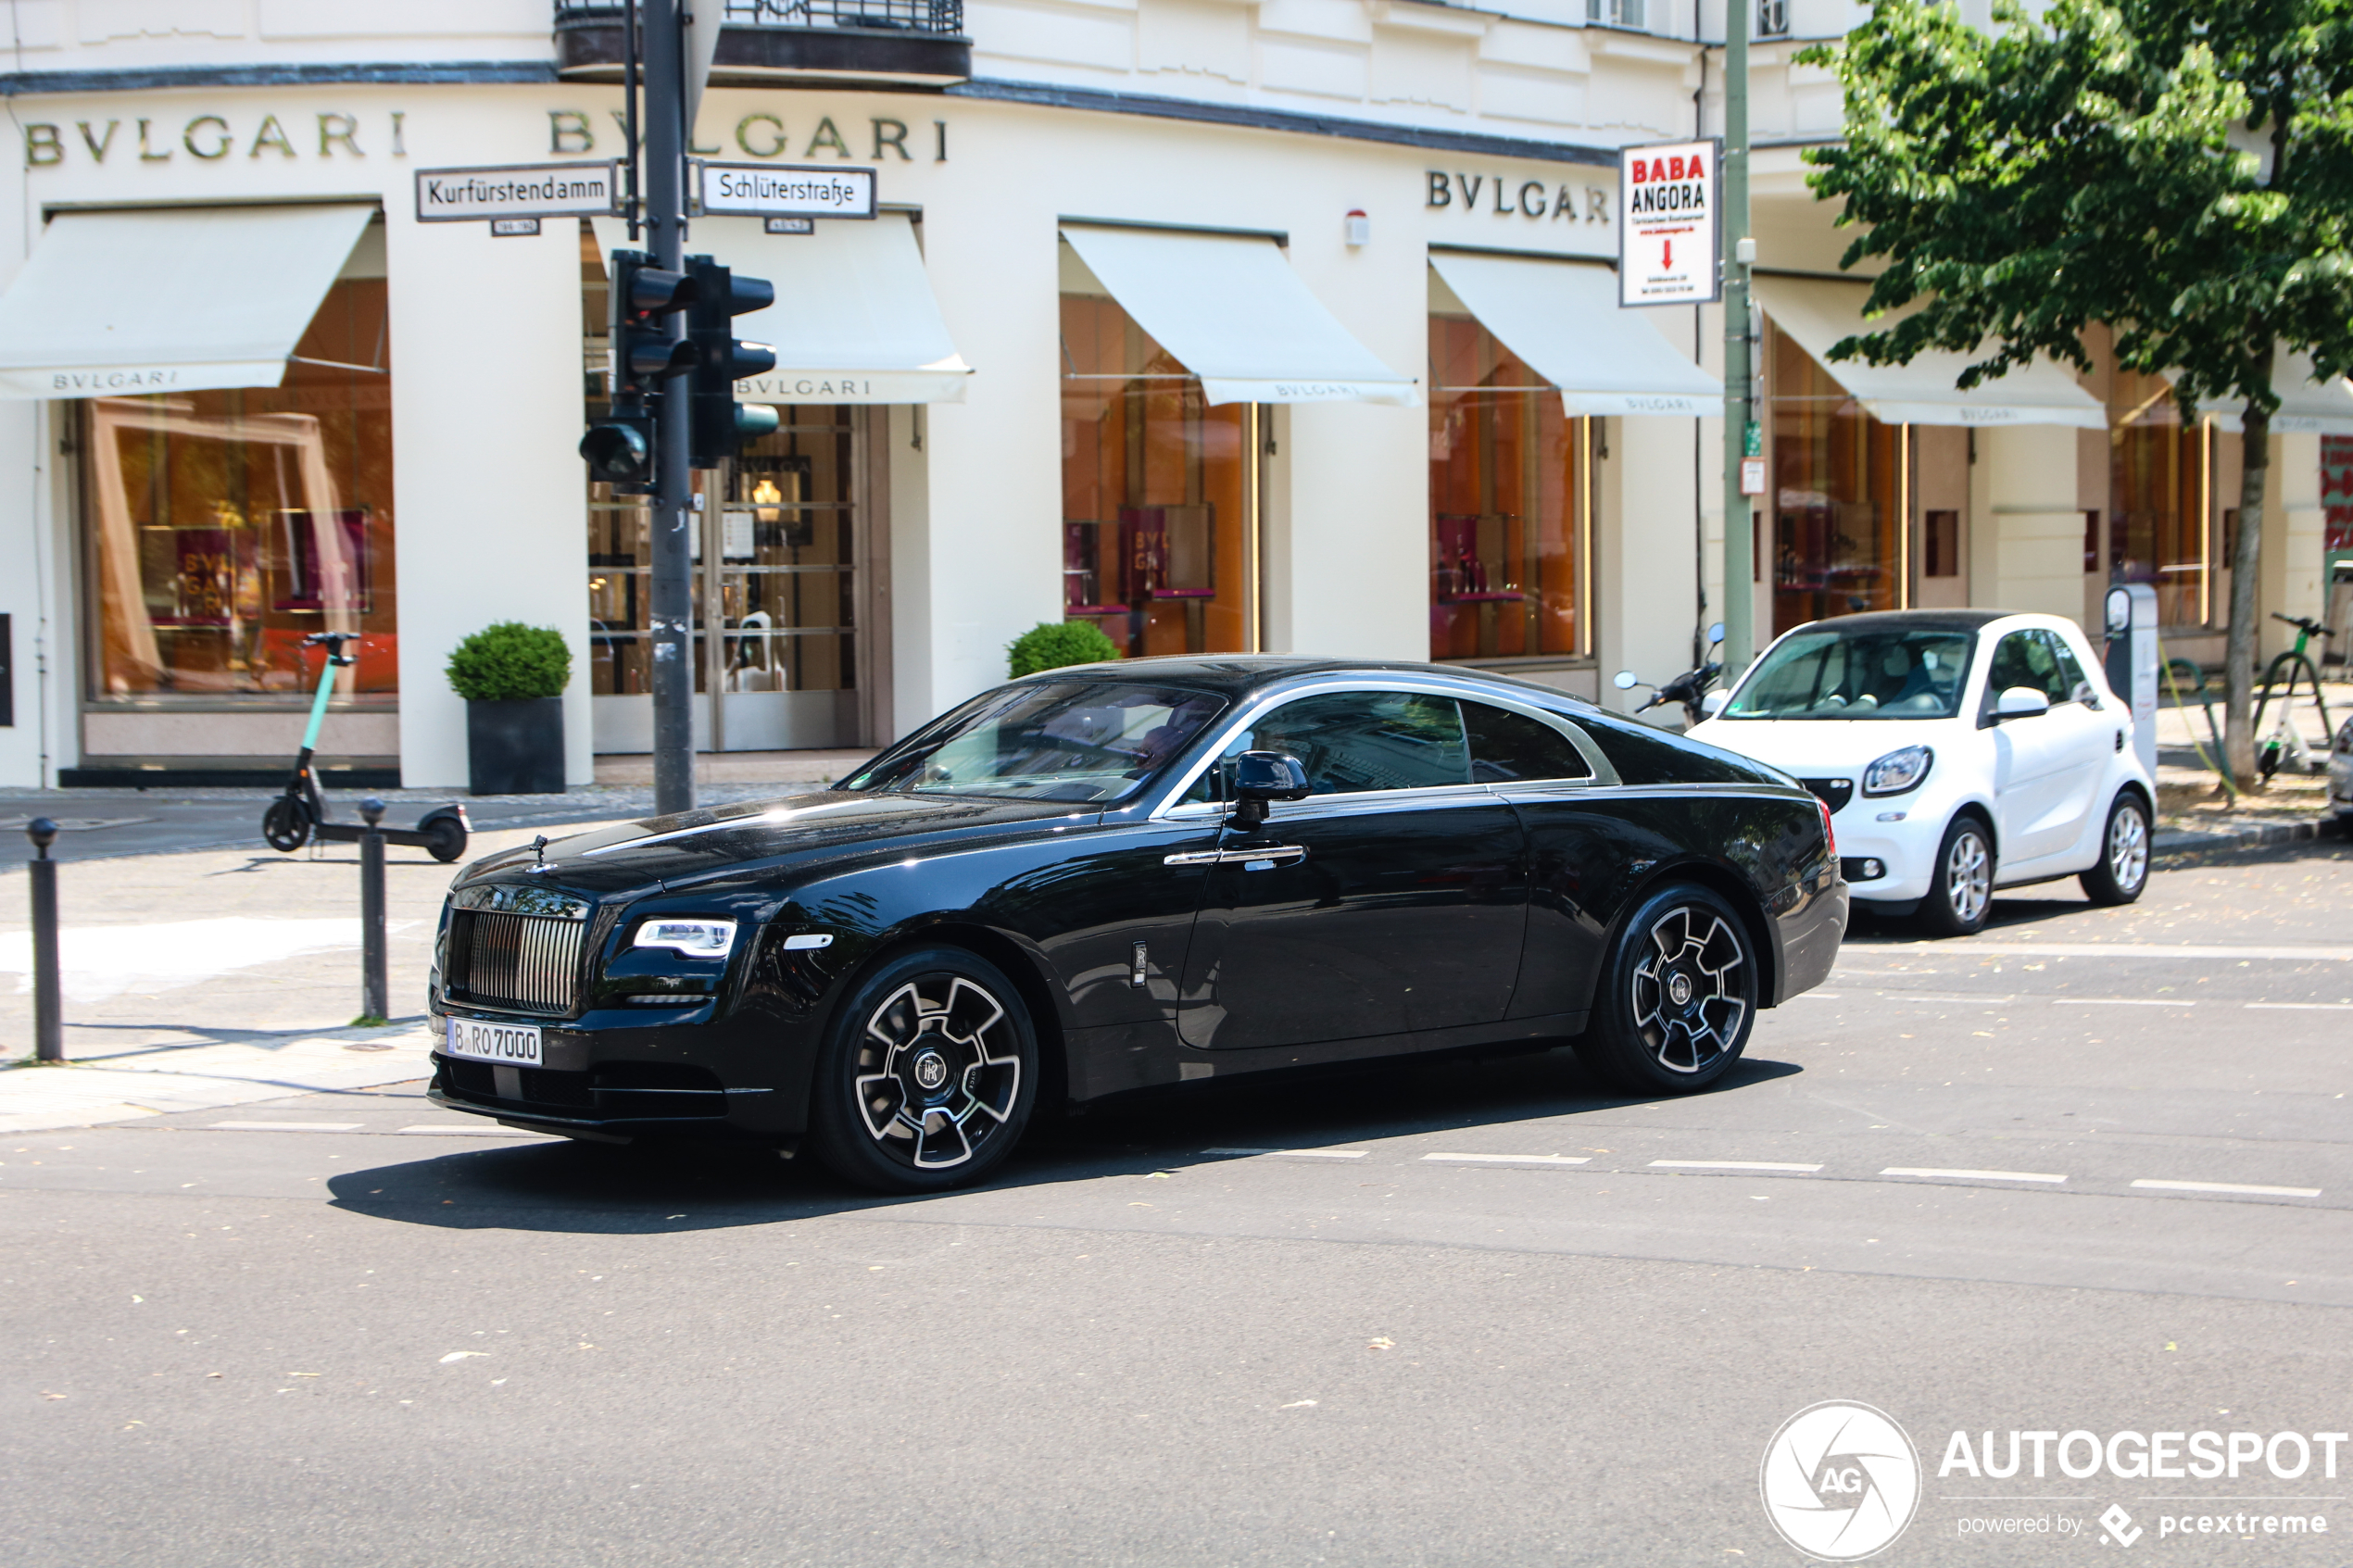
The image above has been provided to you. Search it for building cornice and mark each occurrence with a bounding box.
[0,61,558,96]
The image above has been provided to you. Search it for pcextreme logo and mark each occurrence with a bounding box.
[1761,1401,1924,1561]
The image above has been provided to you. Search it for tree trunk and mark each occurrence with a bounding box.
[2222,399,2271,789]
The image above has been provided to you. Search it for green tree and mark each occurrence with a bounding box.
[1804,0,2353,784]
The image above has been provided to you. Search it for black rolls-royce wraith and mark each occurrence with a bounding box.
[427,658,1847,1191]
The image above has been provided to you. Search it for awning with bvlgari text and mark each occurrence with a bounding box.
[595,210,972,404]
[1751,274,2108,430]
[1428,249,1721,417]
[0,204,376,399]
[1059,223,1418,407]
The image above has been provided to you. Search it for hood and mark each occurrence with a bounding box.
[452,789,1101,898]
[1686,715,1955,779]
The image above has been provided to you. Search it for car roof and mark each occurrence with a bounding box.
[1011,655,1598,707]
[1785,609,2010,634]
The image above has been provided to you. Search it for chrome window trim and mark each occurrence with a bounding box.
[1148,673,1617,822]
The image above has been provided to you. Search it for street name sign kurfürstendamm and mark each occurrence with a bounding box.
[414,162,623,223]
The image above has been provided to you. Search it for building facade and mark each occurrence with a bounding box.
[0,0,2338,791]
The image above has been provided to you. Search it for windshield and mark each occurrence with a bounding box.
[843,681,1227,804]
[1724,627,1975,721]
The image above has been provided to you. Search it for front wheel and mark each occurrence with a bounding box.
[1917,814,1994,937]
[1574,884,1758,1096]
[422,815,468,864]
[2079,792,2151,906]
[261,794,313,853]
[807,947,1038,1194]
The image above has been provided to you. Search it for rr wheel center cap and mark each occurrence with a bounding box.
[1667,972,1695,1008]
[912,1049,950,1092]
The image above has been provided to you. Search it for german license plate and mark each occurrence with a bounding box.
[445,1017,542,1067]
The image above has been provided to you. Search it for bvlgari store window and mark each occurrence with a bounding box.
[2107,364,2211,629]
[1769,324,1902,635]
[1059,274,1258,659]
[83,272,395,703]
[1427,312,1586,661]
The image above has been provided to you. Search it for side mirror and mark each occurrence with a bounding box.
[1229,750,1309,830]
[1705,621,1726,646]
[1995,685,2051,721]
[1699,690,1729,717]
[1612,670,1640,690]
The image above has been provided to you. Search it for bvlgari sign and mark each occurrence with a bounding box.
[1618,139,1720,307]
[413,161,622,223]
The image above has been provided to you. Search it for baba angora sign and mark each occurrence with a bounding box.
[1618,139,1720,307]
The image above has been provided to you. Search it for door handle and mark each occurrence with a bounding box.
[1223,846,1305,868]
[1162,849,1223,866]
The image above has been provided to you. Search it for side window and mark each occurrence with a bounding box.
[1984,631,2064,703]
[1462,701,1592,784]
[2039,630,2094,705]
[1248,691,1470,795]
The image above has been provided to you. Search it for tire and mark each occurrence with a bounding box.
[1573,884,1758,1096]
[2079,791,2151,906]
[422,816,468,864]
[806,946,1038,1194]
[261,795,313,853]
[1917,813,1995,937]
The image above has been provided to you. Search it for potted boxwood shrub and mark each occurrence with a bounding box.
[447,621,572,796]
[1007,620,1121,678]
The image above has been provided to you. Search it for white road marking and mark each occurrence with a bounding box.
[2246,1001,2353,1011]
[1202,1148,1366,1160]
[1790,991,1841,1000]
[396,1124,542,1136]
[1422,1152,1592,1167]
[1854,941,2353,962]
[2131,1179,2322,1198]
[2054,997,2196,1007]
[209,1121,362,1133]
[1881,1167,2066,1183]
[1648,1160,1824,1173]
[1884,992,2015,1005]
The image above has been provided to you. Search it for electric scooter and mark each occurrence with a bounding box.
[1613,621,1727,728]
[262,633,470,863]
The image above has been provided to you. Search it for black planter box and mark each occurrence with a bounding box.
[466,697,565,796]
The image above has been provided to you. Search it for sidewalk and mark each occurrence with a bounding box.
[0,820,620,1135]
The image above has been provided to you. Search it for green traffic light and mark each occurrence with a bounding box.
[736,404,781,442]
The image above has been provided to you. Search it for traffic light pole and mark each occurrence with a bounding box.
[643,0,696,818]
[1719,0,1755,676]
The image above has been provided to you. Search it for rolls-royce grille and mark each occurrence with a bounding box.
[451,911,584,1015]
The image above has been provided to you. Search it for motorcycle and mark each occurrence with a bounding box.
[1613,621,1726,729]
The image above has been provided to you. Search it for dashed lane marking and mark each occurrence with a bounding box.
[2131,1179,2322,1198]
[2246,1001,2353,1011]
[1881,1167,2066,1183]
[208,1122,362,1133]
[1202,1148,1367,1160]
[2055,997,2196,1007]
[1851,941,2353,962]
[1423,1153,1592,1167]
[396,1124,547,1136]
[1649,1160,1825,1173]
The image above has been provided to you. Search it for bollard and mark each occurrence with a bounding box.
[26,818,63,1062]
[358,797,388,1025]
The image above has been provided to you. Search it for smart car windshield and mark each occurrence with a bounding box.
[843,681,1227,804]
[1724,626,1975,720]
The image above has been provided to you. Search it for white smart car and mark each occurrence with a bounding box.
[1688,609,2156,935]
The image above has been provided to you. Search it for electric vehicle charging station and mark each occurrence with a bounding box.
[2104,583,2159,775]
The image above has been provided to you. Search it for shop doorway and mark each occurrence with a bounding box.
[585,404,888,754]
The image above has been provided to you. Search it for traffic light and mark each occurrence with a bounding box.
[683,255,781,468]
[578,249,698,491]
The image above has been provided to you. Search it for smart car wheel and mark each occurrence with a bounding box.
[2079,791,2150,907]
[1575,884,1756,1096]
[1918,813,1994,937]
[808,946,1038,1194]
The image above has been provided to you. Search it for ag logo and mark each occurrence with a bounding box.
[1760,1400,1921,1561]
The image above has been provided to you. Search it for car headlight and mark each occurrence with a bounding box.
[631,918,737,959]
[1862,745,1933,797]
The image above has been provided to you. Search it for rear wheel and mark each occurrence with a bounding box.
[807,947,1038,1194]
[261,794,313,853]
[1575,884,1757,1096]
[1917,814,1994,937]
[2079,792,2150,906]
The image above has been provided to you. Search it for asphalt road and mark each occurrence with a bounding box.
[5,839,2350,1567]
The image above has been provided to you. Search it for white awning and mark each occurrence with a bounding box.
[2211,350,2353,435]
[0,205,375,400]
[1060,224,1417,407]
[1753,274,2108,430]
[596,212,970,404]
[1428,250,1721,417]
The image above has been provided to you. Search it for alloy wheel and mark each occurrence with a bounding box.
[2108,802,2148,893]
[1943,827,1992,927]
[854,974,1024,1170]
[1629,906,1750,1075]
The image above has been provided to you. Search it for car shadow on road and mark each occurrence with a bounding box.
[322,1046,1804,1236]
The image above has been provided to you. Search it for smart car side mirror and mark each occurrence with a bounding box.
[1994,685,2052,721]
[1230,750,1308,830]
[1612,670,1640,690]
[1700,690,1729,717]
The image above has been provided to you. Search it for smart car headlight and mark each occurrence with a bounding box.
[631,918,737,959]
[1862,745,1933,797]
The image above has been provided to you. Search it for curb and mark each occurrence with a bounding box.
[2154,815,2344,859]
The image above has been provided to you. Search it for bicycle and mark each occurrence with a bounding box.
[2253,612,2338,781]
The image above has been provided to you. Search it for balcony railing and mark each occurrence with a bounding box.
[554,0,964,34]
